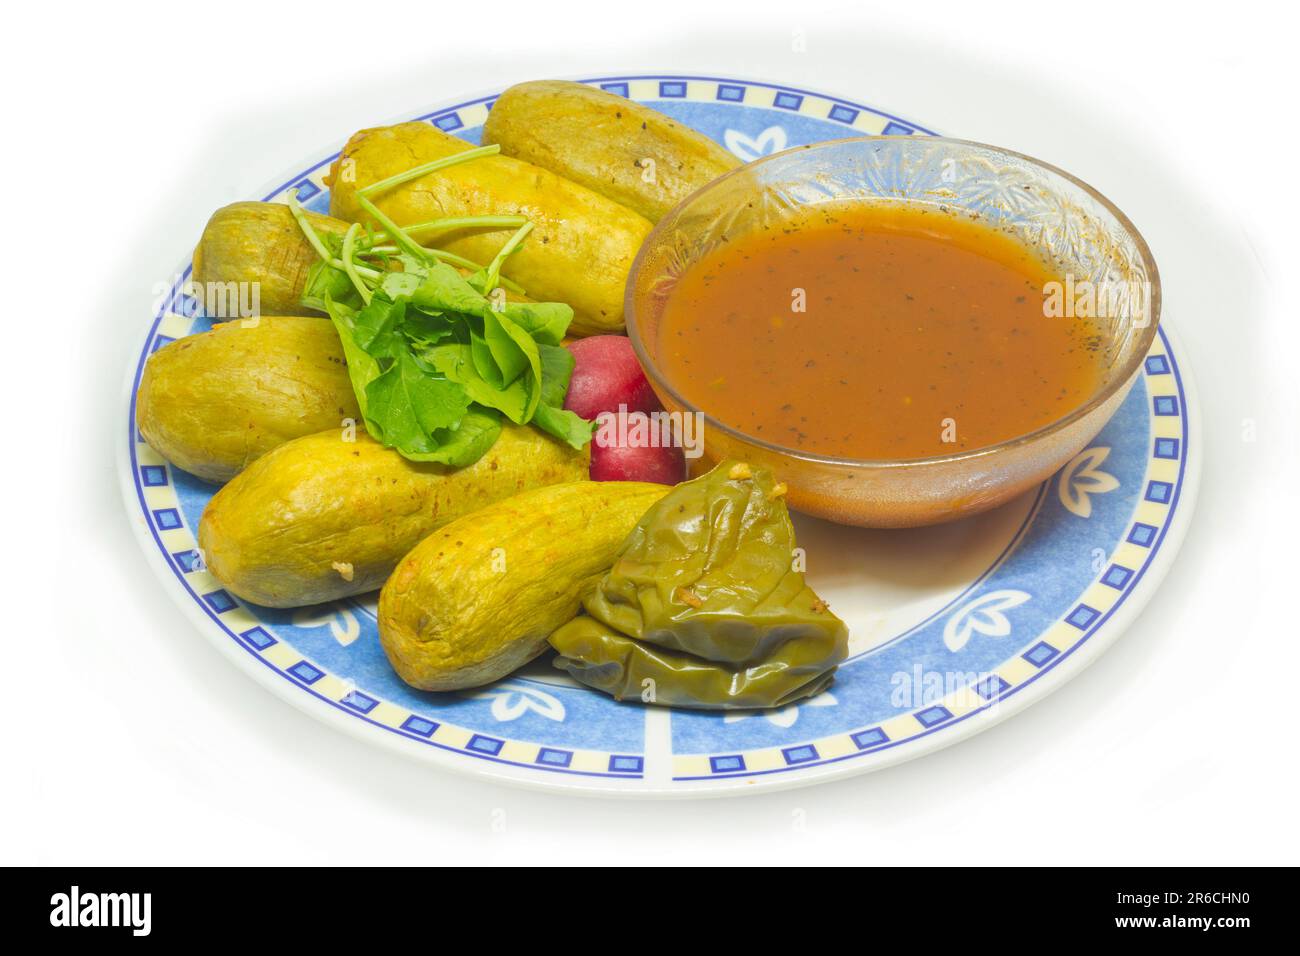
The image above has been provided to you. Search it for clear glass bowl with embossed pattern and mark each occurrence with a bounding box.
[625,136,1161,527]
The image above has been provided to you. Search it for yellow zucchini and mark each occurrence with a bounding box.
[198,425,590,607]
[136,316,359,483]
[192,202,346,317]
[483,80,741,222]
[326,122,652,336]
[378,481,669,690]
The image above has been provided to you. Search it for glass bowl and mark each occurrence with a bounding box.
[625,136,1161,528]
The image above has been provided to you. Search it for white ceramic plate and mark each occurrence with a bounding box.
[119,75,1199,796]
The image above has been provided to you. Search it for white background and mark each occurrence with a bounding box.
[3,0,1296,865]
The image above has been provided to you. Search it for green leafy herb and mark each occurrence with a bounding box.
[533,344,596,447]
[365,351,472,451]
[301,258,355,313]
[418,407,505,466]
[289,169,594,466]
[314,251,590,464]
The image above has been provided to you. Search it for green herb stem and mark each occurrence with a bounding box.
[360,215,529,247]
[484,221,535,291]
[361,243,519,288]
[286,188,382,280]
[286,189,334,263]
[356,144,502,199]
[356,194,431,264]
[341,223,372,305]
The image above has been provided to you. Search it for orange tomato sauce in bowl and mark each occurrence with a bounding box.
[657,201,1105,461]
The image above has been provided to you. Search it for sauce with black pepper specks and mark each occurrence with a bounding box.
[657,201,1104,459]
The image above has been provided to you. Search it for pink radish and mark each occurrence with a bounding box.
[590,433,686,485]
[564,335,661,419]
[565,336,685,485]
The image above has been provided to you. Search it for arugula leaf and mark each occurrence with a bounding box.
[323,297,382,427]
[301,259,359,313]
[363,351,471,453]
[406,263,550,421]
[379,270,424,301]
[533,402,596,449]
[293,179,594,466]
[351,296,406,359]
[469,310,543,421]
[537,343,576,406]
[401,309,458,348]
[429,342,531,423]
[480,309,533,388]
[532,344,595,448]
[406,261,496,315]
[402,407,504,467]
[500,301,573,346]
